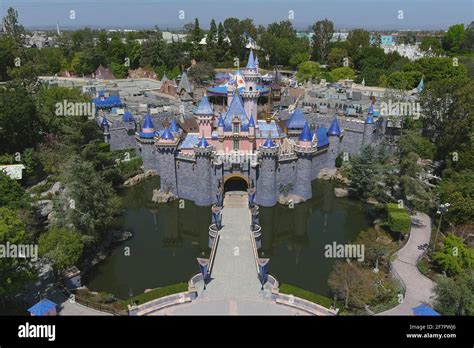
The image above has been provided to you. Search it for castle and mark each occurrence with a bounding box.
[100,50,385,207]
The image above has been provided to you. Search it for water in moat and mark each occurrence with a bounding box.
[84,177,372,299]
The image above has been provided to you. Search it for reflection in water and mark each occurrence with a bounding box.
[83,177,211,299]
[84,177,371,299]
[259,180,371,297]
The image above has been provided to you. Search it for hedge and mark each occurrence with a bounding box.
[279,284,338,309]
[386,204,411,235]
[117,283,188,309]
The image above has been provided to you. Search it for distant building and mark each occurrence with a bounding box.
[128,68,157,80]
[162,31,187,44]
[94,65,116,80]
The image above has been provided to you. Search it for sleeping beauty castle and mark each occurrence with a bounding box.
[101,50,384,207]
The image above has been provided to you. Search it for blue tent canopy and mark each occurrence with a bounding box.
[412,304,440,316]
[28,299,57,316]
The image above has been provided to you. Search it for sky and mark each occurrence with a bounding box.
[1,0,473,30]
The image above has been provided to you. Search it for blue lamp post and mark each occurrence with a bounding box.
[197,258,209,290]
[258,258,270,291]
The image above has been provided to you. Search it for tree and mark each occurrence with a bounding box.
[311,19,334,62]
[208,19,218,49]
[438,171,474,226]
[328,261,375,308]
[295,61,321,83]
[433,271,474,315]
[0,207,34,298]
[462,21,474,51]
[420,36,442,53]
[39,227,84,274]
[0,82,41,154]
[0,37,16,81]
[433,234,474,276]
[58,157,121,241]
[327,47,348,68]
[289,52,311,70]
[348,146,386,199]
[2,7,25,47]
[346,29,370,58]
[442,24,465,52]
[0,172,27,209]
[188,62,214,85]
[398,130,435,159]
[330,66,355,81]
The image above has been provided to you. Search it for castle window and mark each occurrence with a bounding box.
[233,140,239,151]
[233,124,240,134]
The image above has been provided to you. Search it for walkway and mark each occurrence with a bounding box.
[379,213,435,315]
[148,191,297,315]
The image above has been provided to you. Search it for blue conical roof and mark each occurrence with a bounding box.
[194,95,213,115]
[196,135,209,148]
[161,127,174,140]
[142,114,155,130]
[123,111,134,122]
[365,115,375,124]
[262,137,275,148]
[218,115,225,127]
[328,117,341,136]
[170,118,180,132]
[101,116,108,126]
[223,92,249,130]
[368,104,374,115]
[246,50,256,69]
[248,114,255,127]
[299,122,312,141]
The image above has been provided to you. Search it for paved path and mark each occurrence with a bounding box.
[379,213,435,315]
[148,192,297,315]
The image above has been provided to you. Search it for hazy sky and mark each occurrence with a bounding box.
[1,0,473,30]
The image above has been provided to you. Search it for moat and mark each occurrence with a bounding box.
[84,177,372,299]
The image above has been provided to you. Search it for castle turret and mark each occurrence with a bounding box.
[293,123,317,200]
[256,137,278,207]
[156,127,179,195]
[327,116,342,168]
[242,49,260,122]
[101,116,110,143]
[194,95,214,138]
[193,135,213,206]
[362,105,376,146]
[135,114,157,170]
[248,114,255,138]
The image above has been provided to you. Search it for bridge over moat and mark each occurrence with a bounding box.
[136,191,337,316]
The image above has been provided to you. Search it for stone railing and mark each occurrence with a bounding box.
[208,232,220,275]
[274,292,338,316]
[176,152,195,161]
[128,291,193,316]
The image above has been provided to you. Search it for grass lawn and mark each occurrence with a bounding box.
[278,284,339,309]
[116,283,188,310]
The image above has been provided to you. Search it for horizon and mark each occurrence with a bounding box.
[1,0,472,31]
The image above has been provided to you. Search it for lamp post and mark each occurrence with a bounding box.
[433,203,450,251]
[128,288,134,306]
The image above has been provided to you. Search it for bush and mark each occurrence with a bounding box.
[335,154,343,168]
[386,204,411,235]
[118,157,143,180]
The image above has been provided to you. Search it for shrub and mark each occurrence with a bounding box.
[335,154,343,168]
[279,283,338,309]
[386,204,411,235]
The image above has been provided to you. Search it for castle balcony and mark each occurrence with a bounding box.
[294,144,318,154]
[241,91,260,99]
[176,152,196,162]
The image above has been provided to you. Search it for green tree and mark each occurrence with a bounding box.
[442,24,465,52]
[433,271,474,315]
[0,172,27,209]
[208,19,218,49]
[330,66,355,81]
[188,62,214,85]
[0,207,34,298]
[346,29,370,58]
[327,47,349,68]
[311,19,334,62]
[295,61,321,82]
[433,234,474,276]
[438,171,474,226]
[289,52,310,70]
[2,7,25,47]
[348,146,386,199]
[39,227,84,274]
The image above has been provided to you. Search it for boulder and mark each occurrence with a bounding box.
[278,194,305,206]
[40,181,62,198]
[37,200,54,217]
[334,187,349,198]
[317,168,337,180]
[111,231,133,243]
[123,170,157,187]
[152,189,176,203]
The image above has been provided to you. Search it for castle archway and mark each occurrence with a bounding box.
[223,174,249,193]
